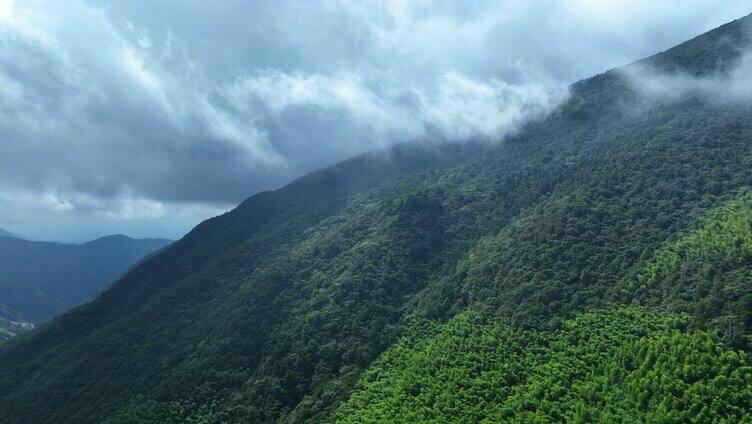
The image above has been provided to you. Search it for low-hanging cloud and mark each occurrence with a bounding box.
[224,69,569,145]
[623,50,752,105]
[0,0,750,241]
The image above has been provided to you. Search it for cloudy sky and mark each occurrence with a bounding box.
[0,0,749,242]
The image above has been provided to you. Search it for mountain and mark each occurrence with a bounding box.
[0,228,17,238]
[0,234,172,338]
[2,14,752,424]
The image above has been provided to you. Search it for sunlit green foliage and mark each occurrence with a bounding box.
[617,191,752,349]
[335,308,752,423]
[333,311,545,423]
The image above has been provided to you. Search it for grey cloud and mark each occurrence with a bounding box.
[0,0,750,241]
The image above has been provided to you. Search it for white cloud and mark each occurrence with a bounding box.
[417,72,569,141]
[102,196,167,220]
[225,67,568,147]
[0,0,12,22]
[623,51,752,104]
[225,71,422,147]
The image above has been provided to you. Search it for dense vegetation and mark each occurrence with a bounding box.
[0,234,171,337]
[615,191,752,350]
[0,13,751,424]
[335,308,752,423]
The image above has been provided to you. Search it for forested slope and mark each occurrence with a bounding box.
[334,308,752,423]
[616,191,752,350]
[1,13,751,424]
[336,190,752,422]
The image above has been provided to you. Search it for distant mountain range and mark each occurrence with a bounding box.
[0,233,172,339]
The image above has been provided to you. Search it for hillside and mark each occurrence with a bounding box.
[1,13,752,424]
[0,234,172,338]
[335,191,752,422]
[334,308,752,423]
[614,191,752,350]
[0,228,17,238]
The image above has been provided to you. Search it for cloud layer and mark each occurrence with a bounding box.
[0,0,750,241]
